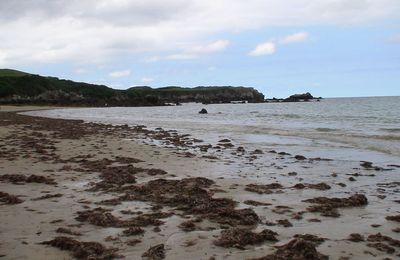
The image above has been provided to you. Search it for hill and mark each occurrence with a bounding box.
[0,69,30,77]
[0,69,264,106]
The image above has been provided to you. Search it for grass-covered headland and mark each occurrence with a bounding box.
[0,69,264,106]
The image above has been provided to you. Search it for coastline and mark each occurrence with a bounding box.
[1,106,400,259]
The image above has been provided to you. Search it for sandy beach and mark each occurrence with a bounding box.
[1,106,400,260]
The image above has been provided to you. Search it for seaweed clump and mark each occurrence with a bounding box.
[41,236,119,259]
[303,194,368,217]
[0,191,23,204]
[142,244,165,260]
[245,183,283,194]
[0,174,56,185]
[118,177,260,227]
[75,207,170,227]
[386,215,400,222]
[214,228,278,249]
[248,238,328,260]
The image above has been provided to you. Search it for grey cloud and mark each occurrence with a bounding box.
[0,0,399,66]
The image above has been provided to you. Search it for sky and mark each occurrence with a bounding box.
[0,0,399,98]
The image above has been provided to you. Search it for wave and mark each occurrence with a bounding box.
[380,128,400,133]
[315,127,337,132]
[256,113,302,119]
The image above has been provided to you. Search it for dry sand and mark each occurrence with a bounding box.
[0,106,399,260]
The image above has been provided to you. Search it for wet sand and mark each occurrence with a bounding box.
[1,106,399,259]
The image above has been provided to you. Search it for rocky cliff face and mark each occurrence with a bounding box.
[128,86,265,104]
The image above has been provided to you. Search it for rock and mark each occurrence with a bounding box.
[284,92,315,102]
[295,155,307,160]
[199,108,208,114]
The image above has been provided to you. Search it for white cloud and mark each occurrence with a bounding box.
[75,68,88,74]
[249,32,308,56]
[0,0,399,65]
[109,69,131,77]
[249,42,276,56]
[167,40,230,60]
[143,56,161,63]
[141,77,154,83]
[278,32,308,44]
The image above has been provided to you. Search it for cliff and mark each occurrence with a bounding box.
[0,69,264,106]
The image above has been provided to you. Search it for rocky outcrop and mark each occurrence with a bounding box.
[284,92,314,102]
[265,92,321,103]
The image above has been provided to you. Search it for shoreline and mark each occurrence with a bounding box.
[1,106,400,259]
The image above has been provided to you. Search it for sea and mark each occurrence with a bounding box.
[25,96,400,165]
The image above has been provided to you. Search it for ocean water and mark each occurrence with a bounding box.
[25,96,400,164]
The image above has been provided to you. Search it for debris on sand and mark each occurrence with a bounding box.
[243,200,271,206]
[0,174,56,185]
[366,243,395,254]
[251,149,264,155]
[56,227,82,236]
[248,238,328,260]
[178,220,196,232]
[128,212,171,227]
[146,168,168,176]
[142,244,165,260]
[0,191,23,204]
[293,183,331,190]
[214,228,278,249]
[115,177,259,227]
[114,156,143,164]
[360,161,384,171]
[32,193,63,201]
[367,233,400,248]
[360,161,373,168]
[347,233,364,242]
[207,208,260,226]
[75,208,120,227]
[78,157,167,191]
[126,239,141,246]
[75,208,170,227]
[386,215,400,222]
[245,183,283,194]
[122,227,145,236]
[303,194,368,217]
[277,219,293,227]
[272,205,293,215]
[41,236,119,259]
[294,234,326,246]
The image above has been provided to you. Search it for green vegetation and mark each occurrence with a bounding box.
[0,69,264,106]
[0,69,30,77]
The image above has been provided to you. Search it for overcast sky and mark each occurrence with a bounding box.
[1,0,399,97]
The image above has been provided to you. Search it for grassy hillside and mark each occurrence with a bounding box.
[0,69,265,106]
[0,69,30,77]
